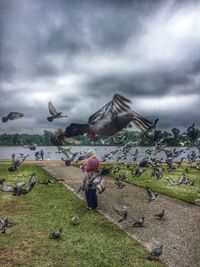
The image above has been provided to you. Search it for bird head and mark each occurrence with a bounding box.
[2,116,8,123]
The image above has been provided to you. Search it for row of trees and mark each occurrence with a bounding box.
[0,124,199,146]
[0,131,53,146]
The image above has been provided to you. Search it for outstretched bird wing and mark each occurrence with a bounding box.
[7,112,24,120]
[48,101,59,116]
[88,94,132,124]
[130,112,159,134]
[88,94,157,134]
[27,173,37,192]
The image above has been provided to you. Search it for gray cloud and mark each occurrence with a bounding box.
[1,0,200,134]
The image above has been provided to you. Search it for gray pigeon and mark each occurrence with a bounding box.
[133,167,145,178]
[0,217,9,233]
[113,205,128,222]
[2,112,24,123]
[26,173,37,193]
[64,94,158,139]
[115,180,125,189]
[146,188,158,203]
[71,216,79,225]
[1,182,25,196]
[47,101,68,122]
[133,217,144,227]
[148,244,163,260]
[49,228,62,239]
[155,210,165,220]
[0,217,16,234]
[0,178,6,185]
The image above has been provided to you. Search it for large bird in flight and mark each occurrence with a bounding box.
[47,101,68,122]
[65,94,158,139]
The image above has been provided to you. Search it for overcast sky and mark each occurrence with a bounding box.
[0,0,200,134]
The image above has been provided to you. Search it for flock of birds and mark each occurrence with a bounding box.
[1,93,200,262]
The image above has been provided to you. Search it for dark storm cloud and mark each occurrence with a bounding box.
[83,68,194,99]
[0,0,200,133]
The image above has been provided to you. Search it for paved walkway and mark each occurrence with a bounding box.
[41,161,200,267]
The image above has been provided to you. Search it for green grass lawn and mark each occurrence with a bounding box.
[0,164,164,267]
[73,162,200,205]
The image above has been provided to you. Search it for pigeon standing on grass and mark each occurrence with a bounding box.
[47,101,68,122]
[0,178,6,185]
[0,217,16,234]
[0,218,9,233]
[26,173,37,193]
[1,182,25,196]
[49,228,63,239]
[71,216,79,225]
[1,173,37,196]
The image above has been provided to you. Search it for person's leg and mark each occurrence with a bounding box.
[92,189,98,209]
[90,189,98,209]
[85,189,98,209]
[85,189,92,208]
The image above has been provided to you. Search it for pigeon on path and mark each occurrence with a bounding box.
[133,217,145,227]
[148,245,163,260]
[146,188,158,203]
[155,210,165,220]
[113,205,128,222]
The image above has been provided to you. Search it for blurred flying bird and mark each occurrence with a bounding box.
[2,112,24,123]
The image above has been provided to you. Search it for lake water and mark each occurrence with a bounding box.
[0,146,199,162]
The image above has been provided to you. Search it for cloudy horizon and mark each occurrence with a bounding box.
[1,0,200,134]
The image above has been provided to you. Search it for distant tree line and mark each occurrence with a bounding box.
[0,124,199,146]
[0,131,53,146]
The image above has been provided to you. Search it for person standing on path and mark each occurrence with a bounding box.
[80,149,99,210]
[40,149,44,160]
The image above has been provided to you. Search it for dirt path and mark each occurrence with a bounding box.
[41,161,200,267]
